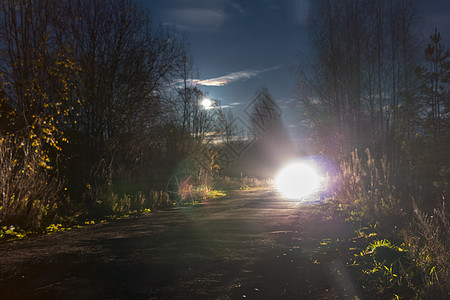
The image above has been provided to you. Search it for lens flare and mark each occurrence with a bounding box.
[275,162,320,199]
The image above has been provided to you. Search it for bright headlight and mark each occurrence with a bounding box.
[275,161,320,199]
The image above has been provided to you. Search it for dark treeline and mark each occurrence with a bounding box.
[298,0,449,208]
[0,0,224,228]
[298,1,449,296]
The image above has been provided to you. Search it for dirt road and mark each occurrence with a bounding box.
[0,189,358,299]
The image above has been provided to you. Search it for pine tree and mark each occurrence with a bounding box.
[416,28,450,173]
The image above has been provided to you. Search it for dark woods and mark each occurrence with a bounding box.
[0,0,225,227]
[298,0,450,210]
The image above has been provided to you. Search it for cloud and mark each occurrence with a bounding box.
[165,8,226,31]
[163,1,229,32]
[193,70,257,86]
[221,102,241,109]
[193,65,282,87]
[230,1,245,15]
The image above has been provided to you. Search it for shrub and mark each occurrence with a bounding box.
[0,134,63,229]
[352,238,417,298]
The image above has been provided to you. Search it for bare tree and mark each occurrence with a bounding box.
[58,0,187,202]
[298,0,421,171]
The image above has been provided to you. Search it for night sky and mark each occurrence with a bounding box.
[145,0,450,137]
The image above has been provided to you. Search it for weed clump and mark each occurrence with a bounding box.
[334,148,450,298]
[403,201,450,298]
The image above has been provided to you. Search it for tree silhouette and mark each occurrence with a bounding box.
[245,88,294,176]
[416,28,450,174]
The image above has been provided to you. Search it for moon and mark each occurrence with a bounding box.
[201,98,213,109]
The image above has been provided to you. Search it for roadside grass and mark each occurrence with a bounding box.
[314,198,449,299]
[214,176,272,191]
[175,184,227,206]
[307,149,450,299]
[0,207,154,243]
[306,199,413,299]
[0,184,228,243]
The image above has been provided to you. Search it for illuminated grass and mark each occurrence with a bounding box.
[239,185,266,190]
[0,207,155,243]
[177,185,227,205]
[0,226,27,241]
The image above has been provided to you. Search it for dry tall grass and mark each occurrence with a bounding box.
[339,148,402,221]
[241,176,272,188]
[403,200,450,297]
[96,190,171,214]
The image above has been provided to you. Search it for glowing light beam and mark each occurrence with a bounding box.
[275,161,320,199]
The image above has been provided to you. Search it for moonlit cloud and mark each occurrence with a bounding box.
[193,70,257,86]
[166,8,226,31]
[221,102,241,109]
[162,0,228,32]
[230,1,245,15]
[193,65,282,87]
